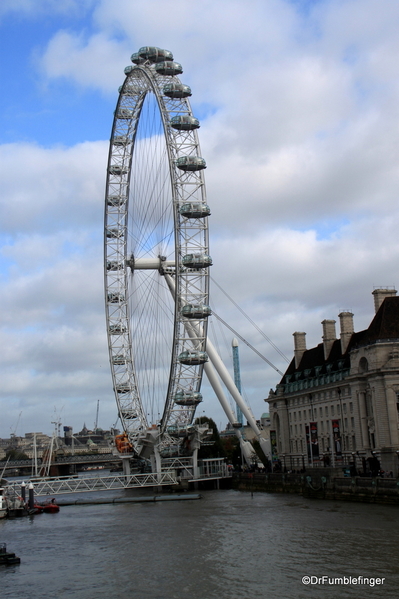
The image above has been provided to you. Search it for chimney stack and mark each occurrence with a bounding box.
[322,319,336,360]
[338,311,354,354]
[372,288,397,313]
[293,332,306,368]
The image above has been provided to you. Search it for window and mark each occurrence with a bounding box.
[331,405,335,416]
[343,403,347,414]
[325,406,329,417]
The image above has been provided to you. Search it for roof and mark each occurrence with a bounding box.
[280,297,399,383]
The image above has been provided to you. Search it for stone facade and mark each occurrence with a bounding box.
[267,289,399,475]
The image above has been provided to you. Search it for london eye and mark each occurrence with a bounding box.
[104,47,212,465]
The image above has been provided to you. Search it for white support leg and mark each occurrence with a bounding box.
[164,274,267,467]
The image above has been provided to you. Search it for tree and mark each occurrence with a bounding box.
[5,448,29,461]
[194,416,226,459]
[220,435,241,468]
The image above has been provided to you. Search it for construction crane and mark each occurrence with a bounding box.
[10,411,22,440]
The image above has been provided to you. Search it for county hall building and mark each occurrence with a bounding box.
[267,289,399,475]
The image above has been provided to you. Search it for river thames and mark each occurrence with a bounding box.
[1,486,399,598]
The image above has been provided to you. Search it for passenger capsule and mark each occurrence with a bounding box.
[113,135,130,146]
[137,47,174,63]
[163,83,192,98]
[107,292,124,303]
[119,83,142,96]
[115,383,131,393]
[179,202,211,219]
[112,354,127,364]
[108,165,128,175]
[116,108,133,119]
[170,115,200,131]
[167,423,195,437]
[232,422,243,429]
[107,195,127,207]
[155,61,183,76]
[130,52,145,65]
[106,228,123,239]
[120,409,137,419]
[174,391,203,406]
[182,253,212,269]
[178,350,208,365]
[124,65,134,75]
[109,324,126,334]
[107,261,124,271]
[181,304,212,319]
[176,156,206,171]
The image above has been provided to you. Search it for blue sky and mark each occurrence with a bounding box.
[0,6,113,146]
[1,0,399,438]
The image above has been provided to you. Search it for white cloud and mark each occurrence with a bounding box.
[0,141,107,234]
[2,0,399,436]
[0,0,95,19]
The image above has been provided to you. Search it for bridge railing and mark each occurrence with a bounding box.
[22,471,179,496]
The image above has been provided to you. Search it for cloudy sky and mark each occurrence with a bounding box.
[1,0,399,438]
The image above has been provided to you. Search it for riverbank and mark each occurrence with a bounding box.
[233,472,399,504]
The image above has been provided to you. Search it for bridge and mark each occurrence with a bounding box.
[1,452,121,474]
[4,458,232,496]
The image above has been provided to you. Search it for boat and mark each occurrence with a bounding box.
[0,488,7,519]
[0,543,21,566]
[37,499,60,513]
[43,502,60,513]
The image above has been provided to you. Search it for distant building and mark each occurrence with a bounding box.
[267,288,399,475]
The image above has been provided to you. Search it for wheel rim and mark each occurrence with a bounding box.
[104,50,211,457]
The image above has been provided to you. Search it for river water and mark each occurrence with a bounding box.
[1,485,399,599]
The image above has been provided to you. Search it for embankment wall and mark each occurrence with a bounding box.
[233,472,399,504]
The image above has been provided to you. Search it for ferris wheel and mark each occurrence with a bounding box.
[104,47,212,461]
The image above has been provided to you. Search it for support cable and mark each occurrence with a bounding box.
[210,277,289,363]
[211,310,284,377]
